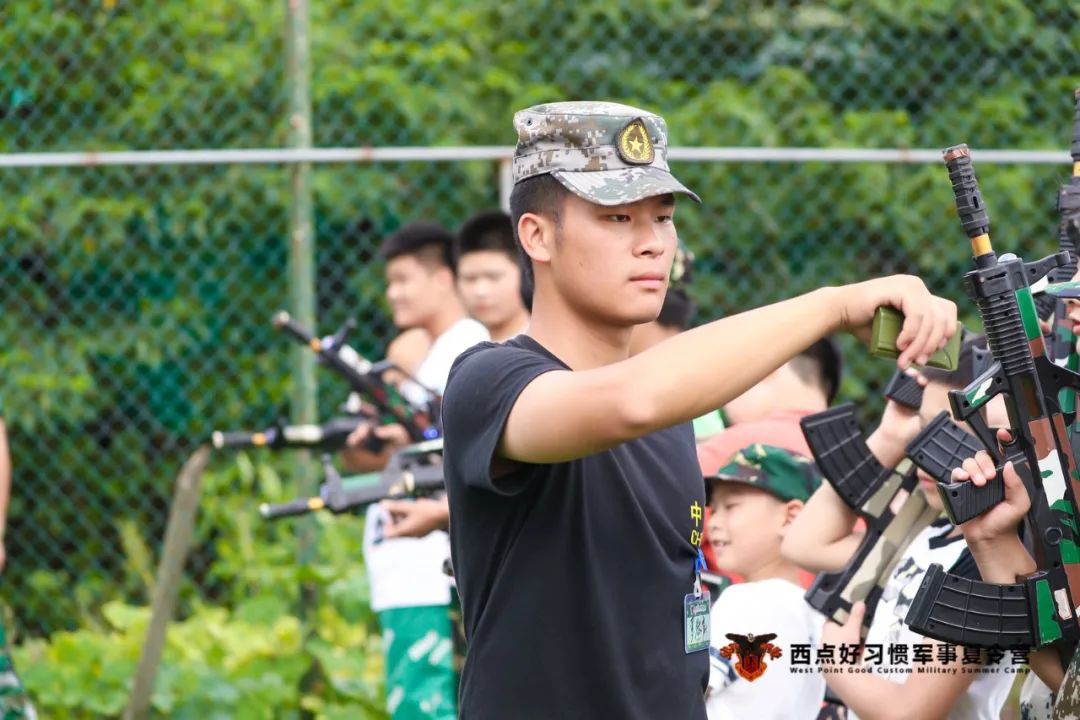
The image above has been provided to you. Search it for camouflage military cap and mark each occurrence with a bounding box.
[512,100,701,206]
[1043,279,1080,299]
[708,444,822,504]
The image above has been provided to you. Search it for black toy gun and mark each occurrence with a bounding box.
[798,371,978,639]
[259,439,445,520]
[905,145,1080,658]
[1034,89,1080,421]
[211,416,371,453]
[273,311,440,443]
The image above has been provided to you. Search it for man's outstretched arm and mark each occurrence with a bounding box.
[498,276,956,464]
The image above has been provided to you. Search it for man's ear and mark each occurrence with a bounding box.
[517,212,554,268]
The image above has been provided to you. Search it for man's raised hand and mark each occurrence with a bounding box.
[834,275,958,370]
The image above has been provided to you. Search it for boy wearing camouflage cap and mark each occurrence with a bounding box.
[704,444,826,720]
[441,100,956,719]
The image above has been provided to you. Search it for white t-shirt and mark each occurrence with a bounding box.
[853,520,1013,720]
[1019,673,1054,720]
[363,317,490,612]
[706,578,826,720]
[400,318,489,407]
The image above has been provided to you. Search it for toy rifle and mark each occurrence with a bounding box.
[799,371,975,639]
[259,439,445,520]
[1034,89,1080,425]
[905,144,1080,657]
[273,311,440,443]
[211,415,369,452]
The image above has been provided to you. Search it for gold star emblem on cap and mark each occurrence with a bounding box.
[616,119,654,165]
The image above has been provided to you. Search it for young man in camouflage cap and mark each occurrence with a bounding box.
[705,444,825,720]
[441,100,957,719]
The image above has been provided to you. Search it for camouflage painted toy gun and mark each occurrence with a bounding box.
[259,439,445,520]
[799,372,973,639]
[273,311,440,443]
[1034,89,1080,423]
[211,415,369,452]
[905,145,1080,655]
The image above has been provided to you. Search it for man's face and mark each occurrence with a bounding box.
[547,192,677,326]
[456,250,524,331]
[385,255,449,329]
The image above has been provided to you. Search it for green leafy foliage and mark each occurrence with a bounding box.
[12,457,389,719]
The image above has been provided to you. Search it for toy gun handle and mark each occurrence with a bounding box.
[800,404,890,510]
[906,411,1005,525]
[259,496,326,520]
[883,370,924,410]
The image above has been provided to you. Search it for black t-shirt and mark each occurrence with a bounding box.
[443,335,709,720]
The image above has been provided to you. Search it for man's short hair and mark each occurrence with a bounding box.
[378,221,455,270]
[456,210,517,261]
[789,338,843,405]
[508,174,572,287]
[655,289,695,331]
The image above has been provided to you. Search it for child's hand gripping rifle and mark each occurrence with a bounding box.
[259,439,445,520]
[272,311,441,444]
[905,145,1080,657]
[211,416,369,453]
[799,372,981,640]
[1034,89,1080,421]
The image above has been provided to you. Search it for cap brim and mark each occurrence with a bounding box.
[1043,281,1080,299]
[552,166,701,207]
[705,473,755,493]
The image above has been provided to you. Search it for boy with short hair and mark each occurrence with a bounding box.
[453,210,531,342]
[705,444,826,720]
[442,100,956,719]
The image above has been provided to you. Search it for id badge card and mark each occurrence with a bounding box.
[684,591,711,654]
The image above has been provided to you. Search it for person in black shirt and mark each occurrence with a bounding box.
[441,101,958,720]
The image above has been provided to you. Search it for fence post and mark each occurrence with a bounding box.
[284,0,319,656]
[123,447,211,720]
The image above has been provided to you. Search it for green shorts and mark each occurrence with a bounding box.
[379,604,458,720]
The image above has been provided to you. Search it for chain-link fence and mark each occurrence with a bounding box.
[1,0,1079,713]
